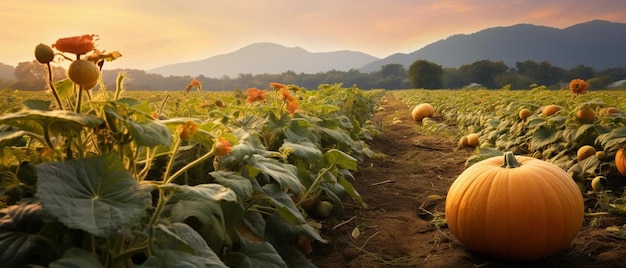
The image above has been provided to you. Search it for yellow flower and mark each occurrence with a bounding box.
[185,79,201,93]
[286,100,299,115]
[52,34,97,55]
[177,121,198,140]
[215,137,233,156]
[246,88,267,103]
[569,79,588,95]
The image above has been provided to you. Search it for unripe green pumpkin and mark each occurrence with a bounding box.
[68,60,100,87]
[35,43,55,64]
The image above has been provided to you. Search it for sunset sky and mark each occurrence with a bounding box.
[2,0,625,70]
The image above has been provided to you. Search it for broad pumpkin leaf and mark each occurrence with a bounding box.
[36,153,152,237]
[0,109,103,137]
[22,99,51,111]
[283,128,323,161]
[596,126,626,153]
[338,175,364,206]
[324,149,357,171]
[262,184,306,226]
[211,171,254,198]
[247,154,303,192]
[530,126,559,150]
[0,128,29,155]
[162,183,236,227]
[53,79,74,102]
[128,120,172,147]
[147,223,228,268]
[223,237,286,268]
[265,209,327,244]
[116,97,152,114]
[104,105,172,147]
[48,247,102,268]
[0,203,45,267]
[281,140,323,161]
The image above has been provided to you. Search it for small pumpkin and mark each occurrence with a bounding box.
[411,103,434,122]
[519,108,531,121]
[576,108,595,122]
[445,152,584,261]
[577,145,596,161]
[542,105,561,116]
[466,133,480,147]
[68,59,100,88]
[616,147,626,177]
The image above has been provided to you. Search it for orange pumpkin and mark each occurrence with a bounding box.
[577,145,596,161]
[411,103,434,121]
[466,133,480,147]
[445,152,584,261]
[519,108,531,121]
[616,147,626,177]
[576,108,595,123]
[542,105,561,116]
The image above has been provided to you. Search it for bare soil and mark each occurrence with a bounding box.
[311,92,626,268]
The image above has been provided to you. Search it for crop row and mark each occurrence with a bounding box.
[394,86,626,212]
[0,73,383,266]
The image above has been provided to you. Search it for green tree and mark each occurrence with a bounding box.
[587,76,613,90]
[494,72,533,89]
[374,64,406,89]
[459,60,508,88]
[408,60,443,89]
[515,60,564,86]
[567,65,596,80]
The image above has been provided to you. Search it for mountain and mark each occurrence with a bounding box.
[360,20,626,72]
[149,42,379,78]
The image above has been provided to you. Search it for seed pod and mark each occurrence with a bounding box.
[35,43,55,64]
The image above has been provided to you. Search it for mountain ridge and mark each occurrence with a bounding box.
[148,42,379,77]
[359,19,626,72]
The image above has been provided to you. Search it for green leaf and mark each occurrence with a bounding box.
[224,238,287,268]
[596,126,626,153]
[35,153,152,237]
[211,171,254,198]
[530,126,559,149]
[128,120,172,147]
[163,183,236,228]
[149,223,228,267]
[49,248,103,268]
[0,109,103,137]
[324,149,357,170]
[117,97,152,114]
[53,79,74,100]
[262,184,305,225]
[282,140,323,161]
[0,203,45,267]
[163,183,237,203]
[22,99,51,111]
[247,155,303,192]
[338,176,363,206]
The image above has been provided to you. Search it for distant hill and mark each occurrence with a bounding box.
[149,42,380,78]
[0,62,15,80]
[360,20,626,72]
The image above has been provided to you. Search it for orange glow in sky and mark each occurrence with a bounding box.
[1,0,625,70]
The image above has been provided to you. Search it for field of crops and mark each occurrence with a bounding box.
[394,87,626,190]
[1,37,625,267]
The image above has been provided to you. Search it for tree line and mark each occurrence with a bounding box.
[2,59,625,91]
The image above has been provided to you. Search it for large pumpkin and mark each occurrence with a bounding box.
[445,152,584,262]
[411,103,434,121]
[616,147,626,177]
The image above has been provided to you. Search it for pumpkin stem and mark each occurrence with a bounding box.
[501,151,522,168]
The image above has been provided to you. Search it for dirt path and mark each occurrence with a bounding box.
[312,92,626,267]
